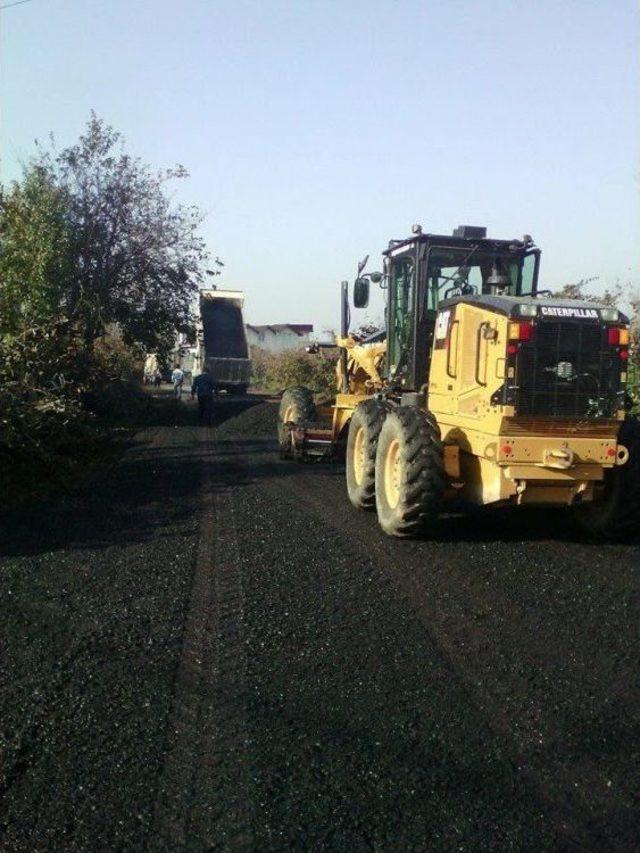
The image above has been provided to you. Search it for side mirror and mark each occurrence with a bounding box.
[369,271,383,284]
[353,277,370,308]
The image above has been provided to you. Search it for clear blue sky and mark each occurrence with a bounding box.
[1,0,638,332]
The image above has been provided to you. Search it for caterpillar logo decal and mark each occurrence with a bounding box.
[434,309,452,350]
[540,306,599,319]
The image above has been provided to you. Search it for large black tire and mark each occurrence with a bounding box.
[375,407,446,538]
[278,386,316,457]
[346,399,386,509]
[574,415,640,541]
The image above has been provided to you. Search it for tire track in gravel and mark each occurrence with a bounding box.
[219,416,639,849]
[152,425,253,850]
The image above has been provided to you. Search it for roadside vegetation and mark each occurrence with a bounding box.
[0,115,207,504]
[251,347,337,396]
[250,322,383,397]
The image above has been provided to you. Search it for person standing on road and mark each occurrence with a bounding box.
[171,364,185,399]
[191,366,216,425]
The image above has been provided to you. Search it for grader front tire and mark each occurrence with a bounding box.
[346,400,386,509]
[278,386,316,458]
[375,407,445,538]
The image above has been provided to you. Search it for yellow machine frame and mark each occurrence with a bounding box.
[313,308,630,509]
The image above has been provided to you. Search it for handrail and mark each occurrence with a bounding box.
[446,320,460,378]
[475,322,489,386]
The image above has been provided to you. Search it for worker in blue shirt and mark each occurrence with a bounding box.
[191,366,216,425]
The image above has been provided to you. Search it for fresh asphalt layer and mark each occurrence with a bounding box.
[0,394,638,850]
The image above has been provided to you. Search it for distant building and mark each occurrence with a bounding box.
[245,323,314,353]
[172,333,199,375]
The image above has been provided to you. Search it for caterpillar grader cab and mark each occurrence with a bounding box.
[278,225,639,539]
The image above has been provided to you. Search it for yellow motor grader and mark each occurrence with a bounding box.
[278,225,639,539]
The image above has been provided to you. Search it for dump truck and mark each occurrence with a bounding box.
[196,289,251,394]
[278,225,639,539]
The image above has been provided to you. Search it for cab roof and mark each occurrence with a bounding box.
[382,233,531,257]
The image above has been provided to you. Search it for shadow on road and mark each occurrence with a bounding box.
[420,505,618,545]
[141,388,269,427]
[243,451,640,548]
[0,392,280,559]
[3,390,637,558]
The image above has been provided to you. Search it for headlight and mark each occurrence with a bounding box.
[517,303,538,317]
[600,307,619,322]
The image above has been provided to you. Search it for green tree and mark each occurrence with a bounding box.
[34,114,208,354]
[0,115,212,492]
[551,276,600,302]
[627,292,640,406]
[552,276,629,308]
[0,166,72,337]
[552,277,639,405]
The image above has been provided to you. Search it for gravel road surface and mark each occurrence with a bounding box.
[1,394,638,850]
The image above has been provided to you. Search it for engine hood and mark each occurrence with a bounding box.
[440,293,629,324]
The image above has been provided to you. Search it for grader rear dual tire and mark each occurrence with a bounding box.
[574,415,640,541]
[374,407,446,538]
[346,400,386,509]
[278,386,316,458]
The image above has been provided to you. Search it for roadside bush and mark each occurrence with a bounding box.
[251,348,337,396]
[93,335,145,383]
[82,336,150,424]
[84,379,151,427]
[0,325,94,502]
[0,322,152,504]
[1,324,90,440]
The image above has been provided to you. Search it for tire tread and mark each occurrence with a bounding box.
[346,399,387,509]
[376,407,446,537]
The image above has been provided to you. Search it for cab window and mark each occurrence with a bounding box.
[388,258,414,374]
[519,252,537,296]
[424,246,538,305]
